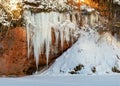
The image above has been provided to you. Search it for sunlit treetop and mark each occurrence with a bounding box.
[0,0,23,20]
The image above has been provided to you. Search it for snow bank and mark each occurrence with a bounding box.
[43,25,120,75]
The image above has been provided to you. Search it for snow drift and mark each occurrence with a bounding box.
[43,25,120,75]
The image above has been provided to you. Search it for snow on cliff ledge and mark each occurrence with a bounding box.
[114,0,120,5]
[42,25,120,75]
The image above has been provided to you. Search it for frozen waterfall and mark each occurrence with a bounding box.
[23,1,101,68]
[24,11,79,67]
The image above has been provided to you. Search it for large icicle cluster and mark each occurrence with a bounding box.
[24,0,80,67]
[24,0,103,67]
[80,5,100,27]
[24,10,79,67]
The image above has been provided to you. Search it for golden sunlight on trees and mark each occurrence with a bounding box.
[81,0,85,2]
[0,0,23,20]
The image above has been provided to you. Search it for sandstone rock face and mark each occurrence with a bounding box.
[0,27,75,76]
[0,27,36,76]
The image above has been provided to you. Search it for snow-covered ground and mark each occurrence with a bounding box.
[0,74,120,86]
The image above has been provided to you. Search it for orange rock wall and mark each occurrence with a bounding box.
[0,27,76,76]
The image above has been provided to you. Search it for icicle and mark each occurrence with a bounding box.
[26,21,30,58]
[71,13,77,24]
[52,12,61,48]
[90,14,94,26]
[26,12,30,58]
[58,13,67,48]
[83,15,88,25]
[24,11,35,58]
[32,13,41,68]
[45,13,51,67]
[60,26,64,48]
[66,13,70,20]
[64,25,70,42]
